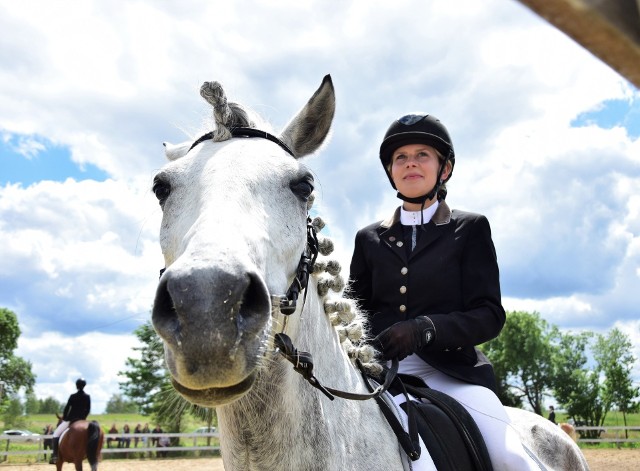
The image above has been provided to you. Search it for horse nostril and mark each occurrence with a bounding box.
[152,276,180,342]
[239,273,271,322]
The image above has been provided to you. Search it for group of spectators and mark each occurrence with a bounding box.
[106,423,168,452]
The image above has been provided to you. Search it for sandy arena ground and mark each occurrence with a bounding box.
[1,449,639,470]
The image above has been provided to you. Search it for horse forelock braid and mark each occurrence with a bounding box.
[200,81,256,142]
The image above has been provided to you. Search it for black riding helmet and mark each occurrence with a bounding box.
[379,114,455,202]
[76,378,87,390]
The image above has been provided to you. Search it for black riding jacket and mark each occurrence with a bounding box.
[63,390,91,422]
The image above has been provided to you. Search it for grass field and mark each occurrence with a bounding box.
[7,410,637,434]
[553,411,640,428]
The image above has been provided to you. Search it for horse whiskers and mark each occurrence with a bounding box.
[156,384,193,420]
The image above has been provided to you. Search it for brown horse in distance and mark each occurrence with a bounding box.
[55,414,104,471]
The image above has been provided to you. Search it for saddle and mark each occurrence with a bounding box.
[369,373,493,471]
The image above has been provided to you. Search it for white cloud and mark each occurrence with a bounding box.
[0,178,163,337]
[17,331,140,414]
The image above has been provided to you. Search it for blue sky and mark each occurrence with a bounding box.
[572,97,640,138]
[1,0,639,413]
[1,134,109,185]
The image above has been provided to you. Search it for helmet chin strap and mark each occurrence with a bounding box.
[396,181,441,205]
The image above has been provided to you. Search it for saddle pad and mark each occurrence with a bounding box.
[59,427,70,443]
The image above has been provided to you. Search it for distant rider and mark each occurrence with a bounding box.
[49,378,91,464]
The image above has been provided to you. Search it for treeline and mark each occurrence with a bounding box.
[483,310,639,438]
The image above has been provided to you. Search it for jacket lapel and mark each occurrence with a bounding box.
[378,208,408,263]
[377,203,453,261]
[410,202,452,259]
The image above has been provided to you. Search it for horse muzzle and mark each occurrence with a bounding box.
[152,261,271,402]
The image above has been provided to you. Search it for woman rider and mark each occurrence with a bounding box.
[348,114,542,469]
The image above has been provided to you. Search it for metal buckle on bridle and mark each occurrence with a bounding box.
[274,328,400,402]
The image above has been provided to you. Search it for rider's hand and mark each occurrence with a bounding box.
[374,316,435,361]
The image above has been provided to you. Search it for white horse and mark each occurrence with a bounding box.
[151,76,589,471]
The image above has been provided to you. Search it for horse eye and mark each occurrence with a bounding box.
[290,178,314,202]
[152,179,171,206]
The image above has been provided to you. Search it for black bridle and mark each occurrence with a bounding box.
[276,217,319,315]
[188,127,296,156]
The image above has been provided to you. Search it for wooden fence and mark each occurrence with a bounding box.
[574,426,640,445]
[1,432,220,463]
[3,427,640,462]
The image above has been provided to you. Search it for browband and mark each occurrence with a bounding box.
[188,127,295,157]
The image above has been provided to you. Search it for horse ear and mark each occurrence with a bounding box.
[279,75,335,159]
[163,141,191,161]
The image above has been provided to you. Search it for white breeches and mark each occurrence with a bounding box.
[394,355,544,471]
[53,421,69,438]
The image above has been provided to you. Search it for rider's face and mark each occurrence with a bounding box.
[390,144,450,207]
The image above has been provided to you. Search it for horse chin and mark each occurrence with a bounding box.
[170,372,257,407]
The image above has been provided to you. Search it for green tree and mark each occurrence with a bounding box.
[593,328,639,437]
[119,321,215,433]
[0,308,36,406]
[24,392,40,414]
[551,331,607,439]
[2,395,25,428]
[38,396,64,414]
[119,322,167,416]
[483,311,558,413]
[105,393,138,413]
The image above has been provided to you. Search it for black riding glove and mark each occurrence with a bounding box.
[374,316,436,361]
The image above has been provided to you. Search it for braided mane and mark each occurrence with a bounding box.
[307,204,382,377]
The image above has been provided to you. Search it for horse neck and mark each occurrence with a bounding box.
[216,282,398,471]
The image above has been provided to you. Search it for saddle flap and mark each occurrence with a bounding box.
[399,375,493,471]
[401,400,475,471]
[377,373,493,471]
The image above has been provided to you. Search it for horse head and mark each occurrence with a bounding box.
[152,76,335,407]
